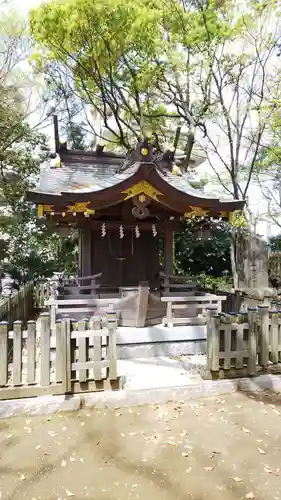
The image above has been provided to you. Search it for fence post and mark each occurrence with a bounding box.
[270,310,279,364]
[206,307,221,372]
[40,313,50,386]
[258,305,269,368]
[78,319,87,382]
[49,301,57,336]
[247,307,257,375]
[136,283,149,327]
[91,316,102,381]
[27,320,36,385]
[0,321,8,386]
[107,310,117,380]
[60,318,71,394]
[13,320,23,386]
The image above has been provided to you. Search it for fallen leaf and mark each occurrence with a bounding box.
[242,428,250,434]
[65,489,74,497]
[232,477,243,483]
[264,466,280,476]
[257,447,266,454]
[61,459,67,468]
[204,466,213,472]
[245,492,255,499]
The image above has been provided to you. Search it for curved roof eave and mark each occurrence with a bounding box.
[27,162,245,213]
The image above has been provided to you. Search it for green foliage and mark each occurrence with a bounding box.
[2,200,79,280]
[0,10,79,281]
[174,219,232,279]
[268,234,281,252]
[30,0,242,150]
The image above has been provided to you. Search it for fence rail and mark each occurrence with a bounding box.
[206,305,281,378]
[0,311,119,400]
[162,294,227,327]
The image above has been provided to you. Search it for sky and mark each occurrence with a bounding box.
[8,0,43,13]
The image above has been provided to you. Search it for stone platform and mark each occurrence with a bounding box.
[116,324,207,358]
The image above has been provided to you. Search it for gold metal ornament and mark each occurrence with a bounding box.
[184,206,209,218]
[122,181,163,202]
[66,202,95,215]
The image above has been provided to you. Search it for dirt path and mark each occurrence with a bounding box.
[1,391,281,500]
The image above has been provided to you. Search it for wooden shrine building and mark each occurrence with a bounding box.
[27,127,244,294]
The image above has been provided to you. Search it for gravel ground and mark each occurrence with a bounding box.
[1,391,281,500]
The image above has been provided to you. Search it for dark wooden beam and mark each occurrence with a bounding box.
[79,228,92,277]
[164,224,174,275]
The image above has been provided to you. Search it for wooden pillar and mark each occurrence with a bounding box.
[164,224,174,275]
[79,228,92,277]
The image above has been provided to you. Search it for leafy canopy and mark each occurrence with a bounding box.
[30,0,242,149]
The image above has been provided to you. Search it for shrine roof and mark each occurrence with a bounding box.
[31,150,214,200]
[35,159,139,195]
[27,144,245,213]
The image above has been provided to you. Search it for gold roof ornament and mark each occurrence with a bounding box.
[184,206,209,218]
[43,204,55,212]
[66,202,95,215]
[122,181,163,202]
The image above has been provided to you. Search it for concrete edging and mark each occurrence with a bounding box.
[0,374,281,419]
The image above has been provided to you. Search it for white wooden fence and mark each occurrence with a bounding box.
[0,312,119,400]
[0,282,34,328]
[162,294,227,327]
[206,305,281,378]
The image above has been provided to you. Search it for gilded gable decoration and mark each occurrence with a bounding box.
[122,181,163,202]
